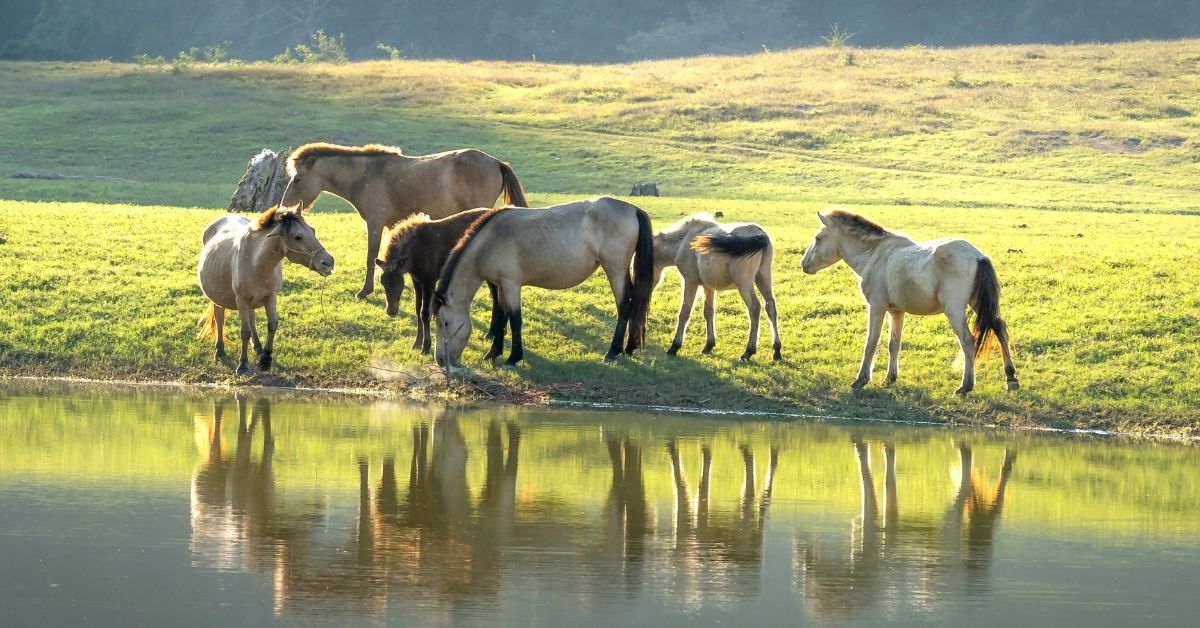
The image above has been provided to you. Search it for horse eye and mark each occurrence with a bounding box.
[294,235,302,241]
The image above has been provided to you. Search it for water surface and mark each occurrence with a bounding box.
[1,382,1197,626]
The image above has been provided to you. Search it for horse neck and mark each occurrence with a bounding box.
[443,240,486,309]
[653,223,704,266]
[242,229,285,279]
[837,232,894,277]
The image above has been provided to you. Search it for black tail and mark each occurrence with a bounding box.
[498,162,527,208]
[969,258,1008,361]
[691,231,771,257]
[624,208,655,353]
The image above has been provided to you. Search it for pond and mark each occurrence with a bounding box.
[1,381,1197,626]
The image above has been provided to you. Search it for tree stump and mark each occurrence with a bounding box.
[228,148,292,213]
[629,182,660,197]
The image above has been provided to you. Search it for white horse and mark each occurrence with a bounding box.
[198,206,334,375]
[653,214,781,361]
[800,210,1018,395]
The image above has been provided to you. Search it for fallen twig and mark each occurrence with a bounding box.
[9,171,140,184]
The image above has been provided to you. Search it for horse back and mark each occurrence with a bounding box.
[389,149,503,215]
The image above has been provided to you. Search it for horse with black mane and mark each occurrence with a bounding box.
[432,197,654,371]
[281,142,527,299]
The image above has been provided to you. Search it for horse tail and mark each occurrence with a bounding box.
[498,162,528,208]
[197,303,227,342]
[691,231,771,258]
[624,208,655,353]
[969,257,1008,362]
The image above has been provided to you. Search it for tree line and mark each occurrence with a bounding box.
[3,0,1197,63]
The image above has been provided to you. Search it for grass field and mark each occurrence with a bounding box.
[2,40,1199,436]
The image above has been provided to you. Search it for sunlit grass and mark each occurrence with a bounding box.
[2,40,1199,434]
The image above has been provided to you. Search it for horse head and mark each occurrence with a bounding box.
[800,212,843,274]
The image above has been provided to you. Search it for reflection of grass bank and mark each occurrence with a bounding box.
[4,199,1199,435]
[1,382,1196,544]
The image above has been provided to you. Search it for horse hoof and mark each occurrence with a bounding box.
[772,350,782,362]
[666,343,681,357]
[955,386,973,396]
[1007,379,1020,391]
[701,344,715,355]
[603,352,619,363]
[885,374,897,386]
[258,352,273,371]
[234,364,249,376]
[504,356,523,367]
[851,378,868,390]
[356,288,373,299]
[214,350,225,360]
[739,353,754,362]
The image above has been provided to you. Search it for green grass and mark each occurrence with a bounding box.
[2,40,1200,436]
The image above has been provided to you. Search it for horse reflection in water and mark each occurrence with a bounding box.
[795,438,1016,623]
[190,396,321,576]
[663,441,779,601]
[271,413,521,615]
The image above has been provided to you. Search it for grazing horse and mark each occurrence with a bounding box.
[653,213,781,361]
[432,196,654,369]
[375,209,504,355]
[801,210,1018,395]
[198,206,334,375]
[281,142,527,299]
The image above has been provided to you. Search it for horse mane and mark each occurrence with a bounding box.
[286,142,404,176]
[826,209,891,241]
[382,213,431,263]
[255,205,302,231]
[660,212,715,234]
[434,207,510,298]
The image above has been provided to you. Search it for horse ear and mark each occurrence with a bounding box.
[375,258,386,269]
[432,291,447,312]
[818,212,833,227]
[265,223,285,238]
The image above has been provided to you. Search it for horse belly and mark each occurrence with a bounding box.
[697,256,736,290]
[198,240,239,310]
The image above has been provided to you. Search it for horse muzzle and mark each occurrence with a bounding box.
[313,254,335,277]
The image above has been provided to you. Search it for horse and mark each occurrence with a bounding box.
[198,205,334,375]
[652,213,781,361]
[800,210,1018,395]
[375,209,505,355]
[281,142,527,299]
[432,196,654,370]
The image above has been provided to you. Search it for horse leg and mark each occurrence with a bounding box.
[885,311,904,385]
[736,280,761,362]
[259,295,278,371]
[755,266,782,361]
[946,308,975,395]
[853,305,886,389]
[411,279,425,351]
[250,322,263,357]
[484,283,505,342]
[667,279,700,356]
[213,305,227,359]
[234,301,255,376]
[359,221,384,299]
[701,287,717,355]
[499,283,524,366]
[996,323,1020,391]
[484,301,509,363]
[602,262,632,362]
[421,283,436,355]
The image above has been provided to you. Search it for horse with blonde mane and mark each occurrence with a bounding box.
[801,210,1018,395]
[653,213,781,361]
[432,197,654,370]
[281,142,527,299]
[198,206,334,375]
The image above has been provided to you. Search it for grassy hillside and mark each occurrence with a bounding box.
[2,41,1200,435]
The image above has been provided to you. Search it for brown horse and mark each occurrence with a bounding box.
[281,142,527,299]
[375,209,504,354]
[433,196,654,369]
